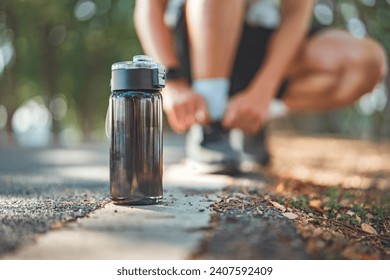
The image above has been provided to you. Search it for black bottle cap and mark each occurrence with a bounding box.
[111,55,166,91]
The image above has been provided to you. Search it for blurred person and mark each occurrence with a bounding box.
[134,0,388,173]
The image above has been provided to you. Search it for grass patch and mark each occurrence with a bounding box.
[324,187,343,210]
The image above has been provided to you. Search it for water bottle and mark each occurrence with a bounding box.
[109,55,165,205]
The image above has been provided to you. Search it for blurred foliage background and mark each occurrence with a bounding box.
[0,0,389,147]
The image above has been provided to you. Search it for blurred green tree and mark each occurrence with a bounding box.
[0,0,142,142]
[0,0,389,143]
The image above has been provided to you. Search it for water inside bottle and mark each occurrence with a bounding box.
[109,90,163,205]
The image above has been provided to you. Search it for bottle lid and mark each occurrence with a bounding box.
[111,55,166,91]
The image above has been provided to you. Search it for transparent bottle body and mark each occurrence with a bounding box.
[109,90,163,205]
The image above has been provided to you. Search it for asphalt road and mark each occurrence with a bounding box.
[0,143,110,255]
[0,134,226,259]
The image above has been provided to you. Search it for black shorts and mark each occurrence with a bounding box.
[173,11,323,99]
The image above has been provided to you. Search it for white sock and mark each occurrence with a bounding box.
[192,78,230,121]
[268,99,288,119]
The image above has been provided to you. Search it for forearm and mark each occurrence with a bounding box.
[248,0,314,96]
[134,0,180,68]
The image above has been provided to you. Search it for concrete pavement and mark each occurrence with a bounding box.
[0,134,230,259]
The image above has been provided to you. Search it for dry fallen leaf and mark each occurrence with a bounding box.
[361,223,378,235]
[366,213,374,219]
[270,200,286,212]
[275,182,285,193]
[309,199,321,208]
[346,210,355,216]
[309,199,323,213]
[282,212,298,220]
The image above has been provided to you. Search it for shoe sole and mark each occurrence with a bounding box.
[239,159,270,174]
[185,159,240,175]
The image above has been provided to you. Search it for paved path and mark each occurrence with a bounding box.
[0,134,230,259]
[4,132,386,259]
[0,144,109,256]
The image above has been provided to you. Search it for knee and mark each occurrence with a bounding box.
[364,38,388,81]
[346,38,387,83]
[334,39,387,106]
[298,31,388,108]
[302,41,342,74]
[301,30,355,74]
[303,31,388,82]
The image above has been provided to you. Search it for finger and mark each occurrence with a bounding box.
[243,118,262,135]
[183,102,197,128]
[195,110,206,124]
[168,117,186,133]
[222,107,236,128]
[167,114,186,133]
[192,97,206,125]
[170,106,188,132]
[228,111,260,133]
[195,99,211,124]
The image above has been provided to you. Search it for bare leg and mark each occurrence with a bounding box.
[186,0,246,79]
[183,0,247,171]
[283,30,388,111]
